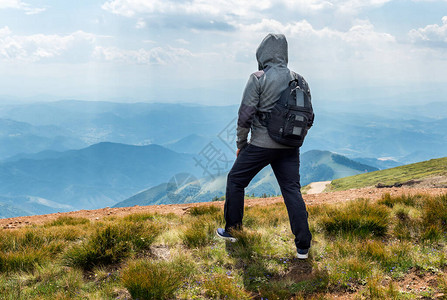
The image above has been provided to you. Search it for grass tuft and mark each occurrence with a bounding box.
[188,205,221,216]
[63,222,160,271]
[0,249,46,273]
[45,216,90,227]
[121,258,193,300]
[122,213,156,222]
[377,193,419,208]
[202,272,252,300]
[182,219,215,248]
[319,199,390,238]
[421,194,447,230]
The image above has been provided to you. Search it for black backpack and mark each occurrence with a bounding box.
[259,74,314,147]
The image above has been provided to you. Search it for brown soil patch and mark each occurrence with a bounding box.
[1,187,447,230]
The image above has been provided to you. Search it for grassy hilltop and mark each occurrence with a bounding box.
[1,190,447,299]
[330,157,447,191]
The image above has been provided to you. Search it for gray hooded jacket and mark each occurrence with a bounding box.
[236,33,311,149]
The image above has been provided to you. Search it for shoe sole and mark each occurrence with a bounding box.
[297,253,308,259]
[215,229,237,242]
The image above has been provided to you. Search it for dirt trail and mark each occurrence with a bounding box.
[306,181,331,194]
[2,187,447,230]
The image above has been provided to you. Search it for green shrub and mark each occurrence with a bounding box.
[46,216,90,227]
[202,272,252,300]
[123,213,156,222]
[422,194,447,228]
[188,205,221,216]
[359,239,387,261]
[48,226,85,242]
[377,193,419,208]
[63,226,129,271]
[0,230,48,252]
[121,259,192,300]
[0,249,46,273]
[422,225,442,242]
[243,204,289,229]
[63,222,160,270]
[320,199,390,238]
[391,205,420,240]
[182,219,215,248]
[417,194,447,242]
[229,230,272,260]
[0,228,69,273]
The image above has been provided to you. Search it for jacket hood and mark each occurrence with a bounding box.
[256,33,288,70]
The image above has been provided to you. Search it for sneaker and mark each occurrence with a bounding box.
[297,248,309,259]
[216,228,237,242]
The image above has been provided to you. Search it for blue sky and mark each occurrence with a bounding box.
[0,0,447,105]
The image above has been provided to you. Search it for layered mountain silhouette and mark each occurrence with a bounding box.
[0,142,201,214]
[0,195,74,219]
[1,100,446,163]
[0,118,85,160]
[1,100,446,217]
[114,150,378,208]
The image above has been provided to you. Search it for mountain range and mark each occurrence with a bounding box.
[0,142,378,216]
[0,142,201,213]
[113,150,379,208]
[1,100,446,164]
[0,99,445,217]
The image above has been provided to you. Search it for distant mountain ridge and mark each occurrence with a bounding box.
[0,142,201,214]
[1,100,446,164]
[1,99,446,217]
[113,150,378,208]
[0,100,238,151]
[0,118,85,160]
[0,195,74,219]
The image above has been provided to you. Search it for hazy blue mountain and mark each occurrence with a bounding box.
[302,109,447,164]
[300,150,379,185]
[1,100,446,164]
[0,142,202,212]
[164,134,214,154]
[0,100,238,147]
[0,118,86,160]
[3,150,66,163]
[0,195,74,218]
[114,150,378,207]
[114,183,169,208]
[351,157,402,170]
[0,203,31,219]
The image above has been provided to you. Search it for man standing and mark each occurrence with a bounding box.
[216,33,313,259]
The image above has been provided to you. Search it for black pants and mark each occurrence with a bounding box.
[224,144,312,250]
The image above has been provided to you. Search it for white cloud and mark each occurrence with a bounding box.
[93,46,193,64]
[176,39,190,45]
[332,0,391,14]
[101,0,393,32]
[0,26,12,37]
[238,18,396,60]
[101,0,390,18]
[0,0,45,14]
[135,18,146,29]
[101,0,272,18]
[281,0,391,14]
[409,16,447,45]
[0,27,96,62]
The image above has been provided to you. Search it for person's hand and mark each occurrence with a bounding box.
[237,143,248,157]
